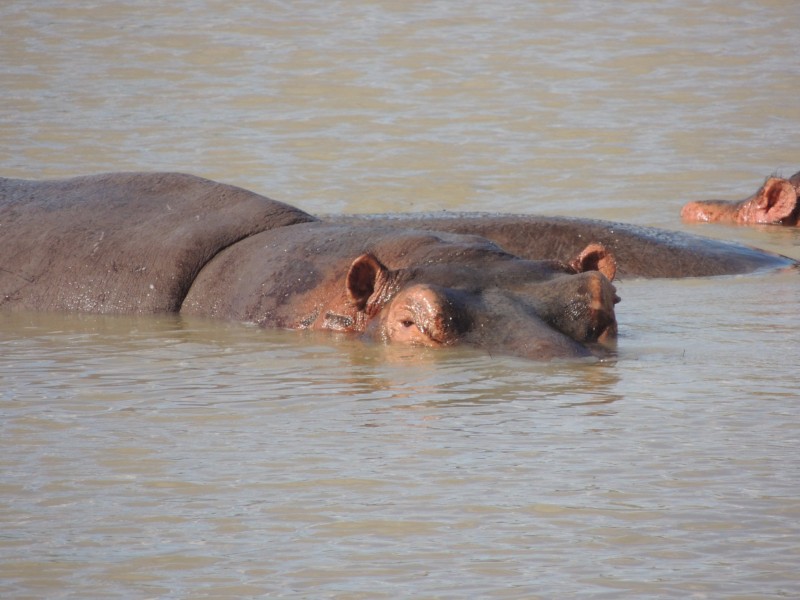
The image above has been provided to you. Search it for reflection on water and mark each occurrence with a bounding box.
[2,0,800,597]
[3,273,799,598]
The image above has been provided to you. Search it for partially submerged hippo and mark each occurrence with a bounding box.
[329,213,791,279]
[0,173,794,360]
[0,173,619,360]
[681,171,800,226]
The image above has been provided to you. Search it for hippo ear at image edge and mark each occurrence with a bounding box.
[568,243,617,282]
[754,178,797,223]
[346,253,390,311]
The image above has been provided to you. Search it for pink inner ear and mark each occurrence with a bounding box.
[346,254,381,309]
[757,178,797,221]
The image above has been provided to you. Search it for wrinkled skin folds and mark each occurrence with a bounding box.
[681,170,800,226]
[1,173,795,361]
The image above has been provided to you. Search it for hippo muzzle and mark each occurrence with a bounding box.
[368,269,619,361]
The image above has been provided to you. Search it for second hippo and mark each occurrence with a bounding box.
[681,170,800,226]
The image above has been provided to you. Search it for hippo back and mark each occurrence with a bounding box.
[0,172,315,314]
[327,213,795,278]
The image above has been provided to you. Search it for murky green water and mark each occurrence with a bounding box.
[1,1,799,597]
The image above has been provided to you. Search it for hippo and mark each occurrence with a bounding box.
[681,171,800,226]
[328,213,792,279]
[0,172,794,360]
[0,172,619,360]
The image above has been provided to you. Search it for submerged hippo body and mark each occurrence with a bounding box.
[0,172,794,360]
[681,171,800,226]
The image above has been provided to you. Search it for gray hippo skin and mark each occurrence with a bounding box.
[1,173,794,360]
[329,213,793,279]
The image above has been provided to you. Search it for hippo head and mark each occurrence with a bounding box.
[681,172,800,226]
[337,241,619,360]
[182,224,620,361]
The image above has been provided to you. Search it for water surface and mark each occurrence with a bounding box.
[1,1,799,598]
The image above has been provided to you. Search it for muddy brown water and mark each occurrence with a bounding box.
[1,1,799,598]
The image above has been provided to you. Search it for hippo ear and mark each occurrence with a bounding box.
[569,243,617,281]
[752,178,796,223]
[346,254,389,311]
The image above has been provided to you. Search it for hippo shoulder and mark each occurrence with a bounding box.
[0,172,316,314]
